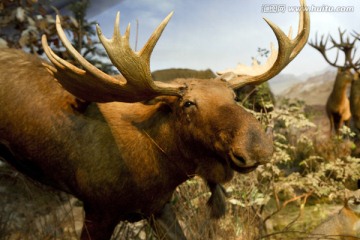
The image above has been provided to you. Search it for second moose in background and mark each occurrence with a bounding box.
[309,28,360,135]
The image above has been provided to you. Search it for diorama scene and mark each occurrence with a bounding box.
[1,0,360,239]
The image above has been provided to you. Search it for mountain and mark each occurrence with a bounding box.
[269,74,303,95]
[280,70,337,106]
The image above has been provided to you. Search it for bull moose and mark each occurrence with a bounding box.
[0,1,310,239]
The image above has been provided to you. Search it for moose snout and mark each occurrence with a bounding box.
[229,149,259,173]
[229,144,273,173]
[230,150,255,168]
[229,127,274,173]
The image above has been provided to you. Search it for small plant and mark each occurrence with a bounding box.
[223,98,360,239]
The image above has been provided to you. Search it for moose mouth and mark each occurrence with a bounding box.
[230,161,258,173]
[229,153,259,174]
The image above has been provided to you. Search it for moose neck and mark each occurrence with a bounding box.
[331,72,351,101]
[98,102,196,189]
[136,103,198,181]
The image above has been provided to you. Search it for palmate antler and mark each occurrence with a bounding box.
[218,0,310,89]
[42,13,184,103]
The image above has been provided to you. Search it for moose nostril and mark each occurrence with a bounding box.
[230,151,248,167]
[233,154,246,165]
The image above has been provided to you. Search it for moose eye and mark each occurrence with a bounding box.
[183,101,195,108]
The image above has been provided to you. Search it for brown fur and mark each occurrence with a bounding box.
[0,49,273,240]
[326,68,353,134]
[349,72,360,157]
[350,73,360,130]
[308,190,360,240]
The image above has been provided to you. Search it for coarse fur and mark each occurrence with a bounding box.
[349,72,360,157]
[350,72,360,131]
[0,49,273,239]
[326,68,353,134]
[308,190,360,240]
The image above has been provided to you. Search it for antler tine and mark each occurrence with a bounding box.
[42,33,132,102]
[349,32,360,72]
[54,15,123,86]
[339,28,357,46]
[308,33,327,52]
[352,30,360,41]
[330,27,357,67]
[96,11,183,97]
[352,48,360,68]
[139,12,173,62]
[332,28,356,50]
[220,0,310,89]
[42,35,86,75]
[337,28,346,45]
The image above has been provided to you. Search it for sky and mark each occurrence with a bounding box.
[88,0,360,77]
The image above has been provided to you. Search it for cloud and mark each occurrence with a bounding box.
[122,0,175,14]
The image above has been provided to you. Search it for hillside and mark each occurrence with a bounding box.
[279,70,337,106]
[269,73,303,95]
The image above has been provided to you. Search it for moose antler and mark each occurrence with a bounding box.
[330,28,357,66]
[309,28,358,69]
[42,12,184,103]
[218,0,310,89]
[308,33,342,68]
